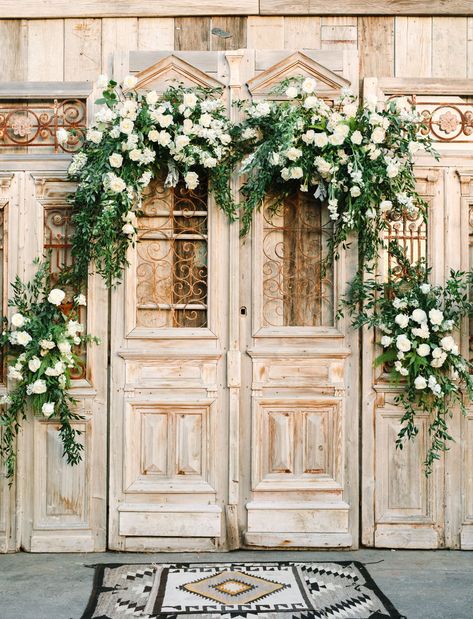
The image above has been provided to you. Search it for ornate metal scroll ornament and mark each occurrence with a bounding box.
[0,99,86,152]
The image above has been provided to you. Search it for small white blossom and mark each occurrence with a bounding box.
[42,402,55,417]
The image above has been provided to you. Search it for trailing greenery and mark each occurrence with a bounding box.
[233,76,437,265]
[343,248,473,473]
[67,76,236,288]
[0,259,99,479]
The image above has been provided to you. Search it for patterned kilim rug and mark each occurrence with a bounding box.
[81,561,403,619]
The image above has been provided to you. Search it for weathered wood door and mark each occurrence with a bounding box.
[0,84,108,552]
[108,49,360,550]
[362,77,473,549]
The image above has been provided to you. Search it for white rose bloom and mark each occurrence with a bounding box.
[412,323,429,339]
[139,171,152,187]
[350,186,361,197]
[119,118,134,135]
[183,118,194,134]
[380,200,392,213]
[184,171,199,190]
[11,313,25,328]
[432,353,447,368]
[380,336,392,347]
[268,152,281,166]
[40,339,55,350]
[220,133,232,145]
[351,130,363,145]
[394,360,403,372]
[420,283,431,294]
[398,351,405,360]
[393,297,407,310]
[343,102,358,118]
[122,223,135,236]
[315,156,331,175]
[16,331,32,347]
[366,208,376,219]
[108,174,126,193]
[371,126,386,143]
[286,147,302,161]
[395,313,409,329]
[302,77,317,93]
[75,294,86,306]
[386,163,399,178]
[129,149,142,162]
[303,96,318,109]
[414,376,427,390]
[440,335,455,352]
[87,129,103,144]
[408,141,421,155]
[396,334,412,352]
[290,167,303,179]
[109,153,123,168]
[157,114,173,128]
[48,288,65,306]
[97,74,108,88]
[146,90,158,105]
[42,402,55,417]
[429,309,444,325]
[58,341,72,355]
[175,135,190,151]
[56,128,69,145]
[412,308,427,323]
[8,366,22,381]
[29,379,47,394]
[183,92,197,108]
[301,130,315,145]
[285,86,298,98]
[313,132,328,148]
[155,130,171,147]
[122,75,138,89]
[28,357,41,372]
[242,127,258,140]
[417,343,430,357]
[200,113,212,127]
[400,367,409,376]
[328,132,345,146]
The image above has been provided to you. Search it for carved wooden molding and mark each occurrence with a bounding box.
[134,54,224,92]
[457,169,473,196]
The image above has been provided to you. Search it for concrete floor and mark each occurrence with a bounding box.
[0,549,471,619]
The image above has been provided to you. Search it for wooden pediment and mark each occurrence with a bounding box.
[247,51,350,99]
[134,54,224,93]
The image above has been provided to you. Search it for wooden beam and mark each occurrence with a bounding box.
[261,1,473,16]
[0,0,258,18]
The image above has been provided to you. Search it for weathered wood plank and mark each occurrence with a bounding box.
[395,17,432,77]
[175,17,211,51]
[359,17,394,78]
[262,1,473,16]
[0,0,259,18]
[27,19,64,81]
[138,18,174,51]
[0,20,27,81]
[102,18,138,77]
[247,16,284,49]
[210,16,247,51]
[321,16,357,50]
[64,19,102,81]
[468,17,473,78]
[432,16,467,78]
[283,16,321,49]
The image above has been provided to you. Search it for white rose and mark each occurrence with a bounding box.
[301,130,315,145]
[183,118,194,134]
[108,174,126,193]
[420,283,431,294]
[303,96,318,109]
[122,223,135,236]
[109,153,123,168]
[371,126,386,143]
[220,133,231,145]
[285,86,298,98]
[286,147,302,161]
[8,366,22,381]
[380,336,392,347]
[58,341,72,355]
[380,200,392,213]
[48,288,65,306]
[200,113,212,127]
[75,294,86,306]
[414,376,427,390]
[440,335,455,352]
[29,379,47,394]
[302,77,317,93]
[97,74,108,88]
[400,367,409,376]
[429,309,443,325]
[412,308,427,324]
[396,334,412,352]
[181,92,196,108]
[386,163,399,178]
[28,357,41,372]
[351,130,363,145]
[393,297,407,310]
[40,339,55,350]
[87,129,103,144]
[184,171,199,190]
[417,343,430,357]
[412,323,429,339]
[122,75,138,89]
[122,210,137,225]
[350,186,361,197]
[42,402,55,417]
[175,135,190,151]
[16,331,32,347]
[146,90,158,105]
[290,167,303,179]
[11,313,25,328]
[56,128,69,145]
[313,132,328,148]
[203,156,217,168]
[129,149,142,162]
[343,103,358,118]
[119,118,134,135]
[157,114,173,128]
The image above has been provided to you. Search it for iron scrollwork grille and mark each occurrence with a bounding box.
[136,177,208,329]
[262,191,334,328]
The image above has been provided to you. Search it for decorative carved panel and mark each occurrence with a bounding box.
[262,192,333,327]
[0,99,86,153]
[136,178,208,329]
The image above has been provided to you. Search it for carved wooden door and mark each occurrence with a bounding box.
[108,49,360,551]
[362,77,473,549]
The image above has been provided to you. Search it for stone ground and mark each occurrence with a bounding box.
[0,549,472,618]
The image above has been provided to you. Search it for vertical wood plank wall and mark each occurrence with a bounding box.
[1,16,473,82]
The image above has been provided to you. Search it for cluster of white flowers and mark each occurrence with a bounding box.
[4,289,87,418]
[380,283,460,398]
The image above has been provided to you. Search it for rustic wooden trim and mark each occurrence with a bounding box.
[261,1,473,16]
[0,0,259,18]
[0,82,93,99]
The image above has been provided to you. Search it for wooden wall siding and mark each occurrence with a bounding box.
[1,0,473,18]
[3,16,473,83]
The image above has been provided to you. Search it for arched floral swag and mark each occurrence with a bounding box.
[0,73,472,478]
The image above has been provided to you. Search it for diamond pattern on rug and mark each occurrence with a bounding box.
[80,561,403,619]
